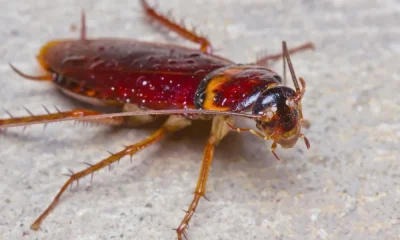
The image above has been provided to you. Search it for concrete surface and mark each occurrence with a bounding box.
[1,0,399,239]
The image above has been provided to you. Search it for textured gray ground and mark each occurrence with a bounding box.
[1,0,400,239]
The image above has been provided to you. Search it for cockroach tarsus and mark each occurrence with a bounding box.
[1,0,315,239]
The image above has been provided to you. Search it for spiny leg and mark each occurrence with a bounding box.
[30,115,191,230]
[0,107,124,129]
[30,128,165,230]
[175,116,233,240]
[176,139,215,240]
[140,0,213,54]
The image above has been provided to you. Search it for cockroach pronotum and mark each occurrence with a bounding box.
[1,0,314,239]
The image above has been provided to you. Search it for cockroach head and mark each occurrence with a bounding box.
[246,41,310,161]
[252,85,305,149]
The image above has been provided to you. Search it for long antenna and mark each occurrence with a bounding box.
[282,41,300,93]
[283,47,287,86]
[80,9,86,40]
[0,109,260,129]
[9,63,52,81]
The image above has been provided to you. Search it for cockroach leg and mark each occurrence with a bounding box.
[270,141,281,162]
[140,0,213,54]
[80,9,86,40]
[30,116,191,231]
[299,133,311,149]
[9,63,52,81]
[30,127,167,230]
[225,121,267,139]
[175,116,233,240]
[255,42,315,66]
[0,108,124,129]
[224,121,251,133]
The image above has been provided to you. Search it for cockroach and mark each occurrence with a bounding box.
[0,0,314,239]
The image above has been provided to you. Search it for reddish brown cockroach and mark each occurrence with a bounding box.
[0,0,314,239]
